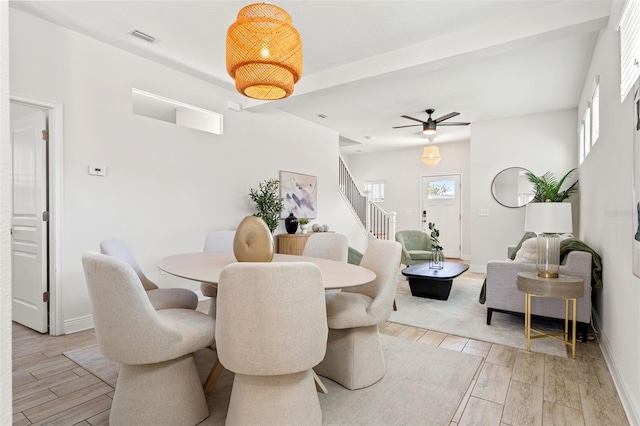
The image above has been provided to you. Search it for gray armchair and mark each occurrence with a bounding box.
[395,230,434,266]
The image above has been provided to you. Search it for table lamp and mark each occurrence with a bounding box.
[524,202,573,278]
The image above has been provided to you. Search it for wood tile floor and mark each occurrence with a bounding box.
[12,299,629,425]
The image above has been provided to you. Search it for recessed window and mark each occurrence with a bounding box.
[618,0,640,101]
[579,76,600,163]
[364,181,385,202]
[427,180,455,199]
[132,88,223,135]
[583,106,591,157]
[579,122,585,164]
[591,78,600,145]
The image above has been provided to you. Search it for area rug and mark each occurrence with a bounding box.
[390,274,569,358]
[65,334,482,425]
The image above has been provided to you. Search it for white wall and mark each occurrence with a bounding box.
[9,9,362,332]
[469,109,578,272]
[0,2,12,423]
[345,141,471,258]
[576,1,640,421]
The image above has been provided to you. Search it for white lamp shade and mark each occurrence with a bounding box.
[524,202,573,233]
[421,145,441,167]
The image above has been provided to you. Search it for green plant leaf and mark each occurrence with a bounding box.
[526,168,578,202]
[248,178,284,233]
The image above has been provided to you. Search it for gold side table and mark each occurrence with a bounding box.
[516,271,584,359]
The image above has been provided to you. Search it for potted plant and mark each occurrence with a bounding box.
[248,179,284,233]
[298,218,309,234]
[525,168,578,202]
[428,222,444,269]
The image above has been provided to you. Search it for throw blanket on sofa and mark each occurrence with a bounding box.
[478,236,603,304]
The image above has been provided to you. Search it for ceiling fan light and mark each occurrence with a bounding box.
[226,3,303,100]
[422,121,437,135]
[421,145,441,167]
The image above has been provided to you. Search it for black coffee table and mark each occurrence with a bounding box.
[401,262,470,300]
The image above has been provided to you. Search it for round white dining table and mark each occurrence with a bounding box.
[158,252,376,290]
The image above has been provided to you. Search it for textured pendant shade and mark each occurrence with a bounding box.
[421,145,441,167]
[226,3,303,100]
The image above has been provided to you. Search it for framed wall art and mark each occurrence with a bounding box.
[279,170,317,219]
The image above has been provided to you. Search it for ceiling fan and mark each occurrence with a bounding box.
[393,108,470,135]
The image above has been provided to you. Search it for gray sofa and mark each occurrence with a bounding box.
[485,245,592,342]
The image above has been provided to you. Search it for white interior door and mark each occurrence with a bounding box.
[421,174,462,259]
[12,110,49,333]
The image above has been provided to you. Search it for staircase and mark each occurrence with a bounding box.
[338,155,396,240]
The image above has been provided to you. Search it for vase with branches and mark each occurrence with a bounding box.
[248,179,284,233]
[525,168,578,202]
[428,222,444,269]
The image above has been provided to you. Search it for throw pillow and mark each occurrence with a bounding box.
[513,237,537,263]
[509,232,537,260]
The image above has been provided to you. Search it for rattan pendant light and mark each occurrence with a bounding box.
[421,145,441,167]
[226,3,303,100]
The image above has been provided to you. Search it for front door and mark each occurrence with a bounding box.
[421,174,462,259]
[11,110,49,333]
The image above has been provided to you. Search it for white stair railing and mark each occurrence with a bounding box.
[338,155,396,240]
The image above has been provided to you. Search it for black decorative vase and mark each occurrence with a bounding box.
[284,213,298,234]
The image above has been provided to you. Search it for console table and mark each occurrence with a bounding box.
[277,232,331,255]
[516,271,584,359]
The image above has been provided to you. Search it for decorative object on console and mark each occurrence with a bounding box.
[226,3,302,100]
[524,202,573,278]
[233,216,275,262]
[299,218,309,234]
[284,213,298,234]
[312,223,320,232]
[428,222,444,270]
[280,170,317,219]
[249,178,284,233]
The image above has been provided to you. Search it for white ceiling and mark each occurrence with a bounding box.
[10,0,612,153]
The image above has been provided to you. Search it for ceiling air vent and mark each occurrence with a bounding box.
[128,29,156,43]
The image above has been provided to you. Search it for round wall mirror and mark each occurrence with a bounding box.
[491,167,535,208]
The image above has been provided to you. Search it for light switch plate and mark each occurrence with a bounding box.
[89,165,107,176]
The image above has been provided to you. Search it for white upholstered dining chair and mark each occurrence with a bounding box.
[200,230,236,318]
[215,262,328,425]
[302,232,349,262]
[82,252,215,425]
[315,239,401,390]
[100,238,198,311]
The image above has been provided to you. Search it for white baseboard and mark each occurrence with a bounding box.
[469,264,487,274]
[461,254,471,261]
[63,315,94,334]
[591,310,639,425]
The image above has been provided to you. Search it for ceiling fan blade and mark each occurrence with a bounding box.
[437,122,470,126]
[434,112,460,123]
[401,115,426,124]
[392,124,423,129]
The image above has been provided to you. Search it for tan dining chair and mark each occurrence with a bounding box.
[302,232,349,262]
[100,238,198,311]
[315,239,401,390]
[82,252,215,425]
[200,230,236,318]
[216,262,328,425]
